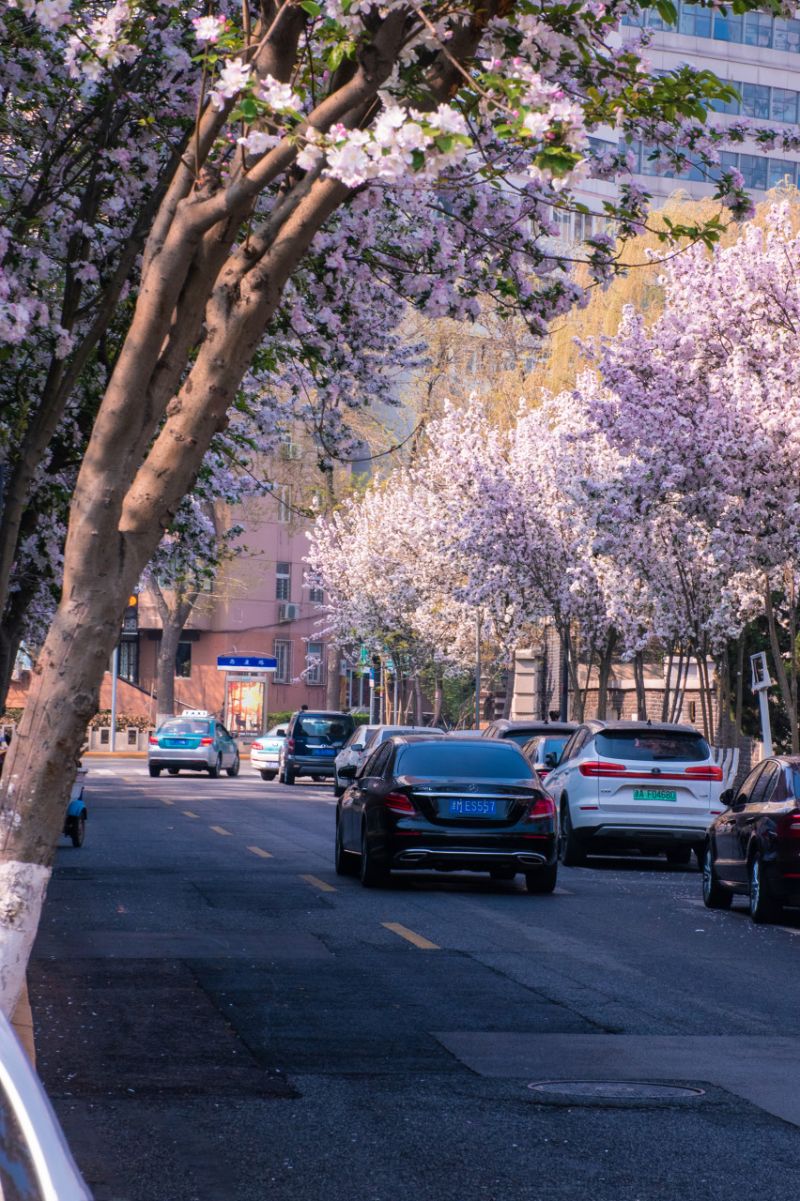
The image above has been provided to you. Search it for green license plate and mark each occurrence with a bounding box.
[633,788,677,802]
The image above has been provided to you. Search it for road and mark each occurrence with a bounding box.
[29,759,800,1201]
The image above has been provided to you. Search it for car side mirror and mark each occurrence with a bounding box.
[719,788,734,807]
[276,729,286,737]
[544,751,558,769]
[338,763,357,779]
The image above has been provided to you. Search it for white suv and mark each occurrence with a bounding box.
[544,721,723,868]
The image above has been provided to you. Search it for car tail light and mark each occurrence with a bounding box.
[779,812,800,838]
[251,741,263,751]
[685,765,724,781]
[149,735,158,745]
[525,795,556,820]
[200,737,213,746]
[579,761,626,778]
[287,738,295,753]
[383,792,416,814]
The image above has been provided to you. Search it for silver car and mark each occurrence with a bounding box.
[148,711,240,778]
[334,724,444,795]
[0,1010,91,1198]
[250,724,287,781]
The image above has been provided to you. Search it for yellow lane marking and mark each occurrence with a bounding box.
[182,810,200,819]
[300,874,336,893]
[382,922,439,950]
[210,825,233,836]
[247,846,273,859]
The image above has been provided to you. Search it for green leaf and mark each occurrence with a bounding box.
[300,1,322,16]
[239,97,259,122]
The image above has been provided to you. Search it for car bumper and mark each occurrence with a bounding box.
[251,751,280,771]
[572,821,709,850]
[383,829,558,872]
[149,748,215,770]
[286,755,338,777]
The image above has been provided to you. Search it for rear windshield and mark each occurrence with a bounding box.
[296,715,355,741]
[595,730,710,763]
[500,730,545,746]
[159,719,211,736]
[397,741,533,780]
[533,736,570,761]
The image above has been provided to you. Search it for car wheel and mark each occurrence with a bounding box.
[260,770,276,781]
[666,847,692,866]
[694,843,705,871]
[208,755,222,779]
[149,765,161,778]
[559,803,586,867]
[335,821,358,877]
[749,852,780,924]
[525,864,557,894]
[168,768,179,776]
[702,843,732,910]
[282,765,295,786]
[226,753,240,778]
[490,868,516,881]
[359,826,388,888]
[70,815,86,848]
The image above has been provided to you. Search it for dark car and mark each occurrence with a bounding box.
[482,719,577,752]
[280,710,356,784]
[334,734,558,892]
[703,754,800,923]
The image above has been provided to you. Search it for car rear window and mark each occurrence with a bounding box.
[499,730,545,746]
[296,715,355,741]
[396,741,533,779]
[595,730,710,762]
[159,719,210,736]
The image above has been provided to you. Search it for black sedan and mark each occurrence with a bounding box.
[335,735,558,893]
[703,755,800,923]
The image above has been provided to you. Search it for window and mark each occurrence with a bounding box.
[710,85,741,116]
[275,484,291,523]
[679,4,712,36]
[309,584,324,603]
[771,88,798,124]
[274,639,291,683]
[767,158,797,188]
[119,638,138,684]
[362,741,393,778]
[276,561,291,601]
[735,762,765,805]
[743,10,772,46]
[774,15,800,51]
[175,642,192,678]
[741,82,770,120]
[739,154,768,190]
[713,10,742,41]
[397,741,532,780]
[595,730,711,762]
[306,641,325,685]
[750,760,780,805]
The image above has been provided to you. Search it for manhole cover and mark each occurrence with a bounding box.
[528,1080,704,1101]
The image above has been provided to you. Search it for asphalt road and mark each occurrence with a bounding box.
[29,759,800,1201]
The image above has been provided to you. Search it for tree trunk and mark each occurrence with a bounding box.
[326,646,341,710]
[734,632,745,738]
[502,660,515,719]
[633,652,647,719]
[661,642,675,723]
[414,674,424,724]
[155,623,182,727]
[765,581,798,751]
[432,673,443,727]
[0,584,33,716]
[596,629,617,721]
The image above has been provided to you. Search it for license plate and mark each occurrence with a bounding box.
[633,788,677,802]
[448,799,498,817]
[164,739,189,748]
[312,747,334,755]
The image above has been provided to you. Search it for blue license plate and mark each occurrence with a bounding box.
[164,739,189,748]
[448,799,498,817]
[312,747,334,755]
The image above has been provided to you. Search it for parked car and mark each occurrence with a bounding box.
[148,711,240,778]
[335,734,558,892]
[250,724,288,781]
[702,755,800,923]
[334,724,382,796]
[0,1009,92,1199]
[520,728,577,782]
[279,710,356,784]
[544,720,722,867]
[482,719,577,750]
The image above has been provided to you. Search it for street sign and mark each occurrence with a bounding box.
[217,654,277,672]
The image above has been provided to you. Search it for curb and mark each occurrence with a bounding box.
[12,981,35,1067]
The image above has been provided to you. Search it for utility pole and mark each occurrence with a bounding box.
[750,652,774,756]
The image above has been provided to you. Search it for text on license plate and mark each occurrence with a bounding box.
[633,788,677,802]
[312,747,335,755]
[448,799,498,816]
